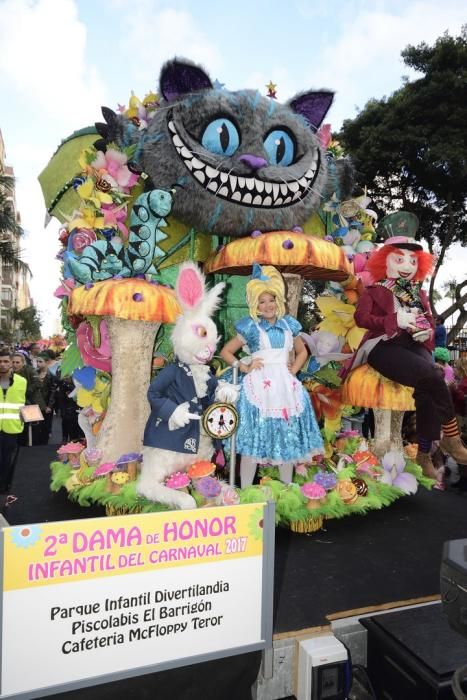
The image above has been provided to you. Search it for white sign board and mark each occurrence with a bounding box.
[0,503,274,698]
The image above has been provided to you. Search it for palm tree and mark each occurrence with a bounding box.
[0,173,28,272]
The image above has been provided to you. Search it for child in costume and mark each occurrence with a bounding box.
[220,264,323,487]
[346,234,467,478]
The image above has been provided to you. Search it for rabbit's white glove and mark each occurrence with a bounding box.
[168,402,191,431]
[396,308,417,330]
[412,329,431,343]
[215,381,240,404]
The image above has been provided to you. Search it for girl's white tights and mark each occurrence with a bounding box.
[240,457,294,488]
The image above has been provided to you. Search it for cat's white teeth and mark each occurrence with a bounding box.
[193,170,205,184]
[169,119,319,208]
[255,179,264,193]
[205,165,218,179]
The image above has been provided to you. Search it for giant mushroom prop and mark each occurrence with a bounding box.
[204,230,353,315]
[341,363,415,456]
[68,277,180,461]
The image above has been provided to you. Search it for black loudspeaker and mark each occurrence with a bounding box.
[441,539,467,639]
[360,603,467,699]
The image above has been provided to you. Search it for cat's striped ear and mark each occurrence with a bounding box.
[160,58,213,102]
[288,91,334,132]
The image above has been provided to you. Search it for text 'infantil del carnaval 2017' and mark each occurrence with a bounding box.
[52,582,231,654]
[27,516,248,581]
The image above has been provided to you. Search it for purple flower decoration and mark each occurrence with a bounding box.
[381,450,418,494]
[251,230,262,238]
[292,226,303,233]
[132,292,143,302]
[282,239,294,250]
[313,471,337,491]
[150,279,160,285]
[85,282,94,289]
[196,476,221,499]
[324,235,334,242]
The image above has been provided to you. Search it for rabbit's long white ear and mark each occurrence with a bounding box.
[201,281,225,317]
[176,262,205,312]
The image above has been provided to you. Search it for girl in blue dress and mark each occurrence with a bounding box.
[220,263,324,487]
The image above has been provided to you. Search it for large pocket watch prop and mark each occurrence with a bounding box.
[201,401,239,439]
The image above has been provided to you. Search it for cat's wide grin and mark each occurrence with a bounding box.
[168,118,320,209]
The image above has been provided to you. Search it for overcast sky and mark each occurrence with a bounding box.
[0,0,465,335]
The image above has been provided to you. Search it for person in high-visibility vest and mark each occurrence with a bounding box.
[0,350,27,493]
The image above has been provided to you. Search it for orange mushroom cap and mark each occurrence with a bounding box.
[187,461,216,479]
[342,363,415,411]
[68,278,181,322]
[204,231,353,281]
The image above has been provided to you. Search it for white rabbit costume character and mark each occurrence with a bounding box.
[137,262,237,509]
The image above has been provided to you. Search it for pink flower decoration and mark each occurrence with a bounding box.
[91,149,139,190]
[318,123,332,149]
[70,228,97,254]
[220,485,240,506]
[101,203,129,239]
[295,463,308,477]
[54,278,75,299]
[76,319,112,372]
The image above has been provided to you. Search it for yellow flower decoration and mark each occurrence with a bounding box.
[248,508,264,541]
[76,375,111,414]
[316,296,365,351]
[77,178,113,209]
[68,206,105,231]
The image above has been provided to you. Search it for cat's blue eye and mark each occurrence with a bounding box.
[263,129,295,166]
[201,118,240,156]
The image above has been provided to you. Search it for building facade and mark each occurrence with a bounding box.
[0,129,32,342]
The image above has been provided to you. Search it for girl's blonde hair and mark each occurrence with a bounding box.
[455,358,467,379]
[246,265,286,322]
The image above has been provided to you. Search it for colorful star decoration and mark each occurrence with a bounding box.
[213,79,225,90]
[266,81,277,99]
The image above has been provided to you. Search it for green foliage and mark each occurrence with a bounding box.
[60,337,83,377]
[339,28,467,250]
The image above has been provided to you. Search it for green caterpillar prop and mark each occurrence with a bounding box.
[65,188,174,283]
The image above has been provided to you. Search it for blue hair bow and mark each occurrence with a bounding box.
[251,262,270,281]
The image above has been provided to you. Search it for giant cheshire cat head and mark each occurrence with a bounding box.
[95,58,352,237]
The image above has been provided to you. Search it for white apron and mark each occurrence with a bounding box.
[243,321,304,420]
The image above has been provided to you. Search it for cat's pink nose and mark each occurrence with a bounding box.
[238,154,268,170]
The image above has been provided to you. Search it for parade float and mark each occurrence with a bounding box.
[38,57,434,529]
